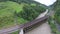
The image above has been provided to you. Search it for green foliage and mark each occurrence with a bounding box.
[0,0,47,34]
[0,0,46,30]
[0,0,9,2]
[54,11,60,24]
[10,0,40,4]
[0,1,24,29]
[0,15,15,28]
[49,0,60,34]
[0,1,23,13]
[0,2,15,28]
[17,4,46,21]
[52,0,60,24]
[48,16,60,34]
[11,30,19,34]
[0,10,15,29]
[17,17,28,24]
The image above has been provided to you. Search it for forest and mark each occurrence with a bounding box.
[0,0,46,30]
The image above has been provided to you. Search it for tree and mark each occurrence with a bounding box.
[52,0,60,24]
[17,4,46,21]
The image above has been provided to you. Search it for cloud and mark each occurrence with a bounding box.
[34,0,56,6]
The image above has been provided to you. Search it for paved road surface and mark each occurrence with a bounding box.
[0,25,19,34]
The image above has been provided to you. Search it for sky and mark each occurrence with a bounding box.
[34,0,57,6]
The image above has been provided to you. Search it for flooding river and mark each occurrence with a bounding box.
[25,9,52,34]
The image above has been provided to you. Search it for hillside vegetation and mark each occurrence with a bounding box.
[52,0,60,24]
[0,1,24,29]
[0,0,46,29]
[48,0,60,34]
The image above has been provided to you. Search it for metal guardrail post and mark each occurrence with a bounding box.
[19,28,24,34]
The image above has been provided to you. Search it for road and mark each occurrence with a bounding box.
[0,25,19,34]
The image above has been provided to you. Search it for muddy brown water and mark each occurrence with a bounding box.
[25,9,52,34]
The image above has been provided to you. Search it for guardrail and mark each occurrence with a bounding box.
[20,15,49,29]
[19,15,49,34]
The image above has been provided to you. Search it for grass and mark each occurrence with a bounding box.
[48,16,60,34]
[0,1,46,30]
[11,30,20,34]
[17,17,28,25]
[0,1,28,29]
[0,11,16,29]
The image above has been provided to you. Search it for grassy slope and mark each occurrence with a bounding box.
[52,0,60,24]
[0,1,27,29]
[11,30,20,34]
[49,0,60,34]
[48,16,60,34]
[0,1,46,34]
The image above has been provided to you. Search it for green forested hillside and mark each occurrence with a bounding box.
[0,0,46,29]
[52,0,60,24]
[0,1,24,29]
[48,0,60,34]
[17,4,46,21]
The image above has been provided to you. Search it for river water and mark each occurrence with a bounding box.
[25,9,52,34]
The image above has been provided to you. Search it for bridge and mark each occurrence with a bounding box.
[0,9,52,34]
